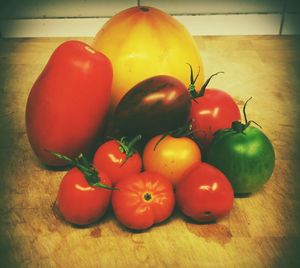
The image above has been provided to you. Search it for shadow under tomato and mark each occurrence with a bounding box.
[51,201,115,229]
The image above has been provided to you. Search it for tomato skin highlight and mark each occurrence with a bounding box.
[57,168,112,226]
[26,40,112,166]
[143,135,201,187]
[93,6,204,108]
[93,140,142,186]
[190,89,241,148]
[176,162,234,223]
[114,75,191,137]
[112,172,175,230]
[206,126,275,194]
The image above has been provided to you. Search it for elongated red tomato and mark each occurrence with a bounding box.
[112,172,175,230]
[26,40,112,166]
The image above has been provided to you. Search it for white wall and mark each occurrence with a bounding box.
[0,0,299,37]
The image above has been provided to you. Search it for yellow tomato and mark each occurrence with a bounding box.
[93,6,204,108]
[143,135,202,187]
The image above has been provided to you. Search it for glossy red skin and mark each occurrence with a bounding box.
[93,140,142,186]
[112,171,175,230]
[57,167,112,225]
[190,89,240,148]
[26,40,112,166]
[176,162,234,223]
[114,75,191,137]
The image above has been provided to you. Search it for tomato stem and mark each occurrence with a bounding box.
[187,63,200,99]
[46,150,118,190]
[117,134,142,159]
[144,192,152,201]
[154,121,194,150]
[187,64,223,99]
[231,97,262,133]
[197,72,224,97]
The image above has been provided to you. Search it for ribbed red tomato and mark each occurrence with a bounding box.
[112,171,175,230]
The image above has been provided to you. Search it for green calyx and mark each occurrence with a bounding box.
[117,134,142,161]
[231,97,262,133]
[214,97,262,138]
[47,151,117,190]
[187,63,224,99]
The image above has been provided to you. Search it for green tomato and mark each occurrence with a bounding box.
[206,125,275,194]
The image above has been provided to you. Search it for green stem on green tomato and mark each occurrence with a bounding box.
[46,150,118,190]
[231,97,262,133]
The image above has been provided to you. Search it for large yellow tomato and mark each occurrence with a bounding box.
[93,5,204,108]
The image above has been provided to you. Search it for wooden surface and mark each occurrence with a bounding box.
[0,36,300,267]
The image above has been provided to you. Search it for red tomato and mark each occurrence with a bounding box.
[188,66,240,149]
[57,167,112,226]
[93,136,142,185]
[143,135,201,187]
[176,162,234,223]
[26,40,112,166]
[112,172,175,230]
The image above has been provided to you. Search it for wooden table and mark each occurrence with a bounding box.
[0,36,300,267]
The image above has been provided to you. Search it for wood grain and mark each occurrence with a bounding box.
[0,36,300,267]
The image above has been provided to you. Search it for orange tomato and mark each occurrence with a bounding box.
[93,6,204,108]
[143,135,202,187]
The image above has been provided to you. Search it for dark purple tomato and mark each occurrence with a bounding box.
[113,75,191,137]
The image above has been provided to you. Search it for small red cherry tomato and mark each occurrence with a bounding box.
[187,66,240,149]
[50,152,115,226]
[112,171,175,230]
[93,135,142,185]
[176,162,234,223]
[57,167,112,226]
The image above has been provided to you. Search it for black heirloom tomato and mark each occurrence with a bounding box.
[113,75,191,137]
[206,99,275,194]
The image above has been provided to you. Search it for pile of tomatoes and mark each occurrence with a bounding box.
[25,7,275,231]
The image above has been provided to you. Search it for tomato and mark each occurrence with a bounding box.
[143,135,201,187]
[26,40,112,166]
[187,67,240,149]
[176,162,234,223]
[114,75,191,137]
[206,99,275,194]
[57,168,112,226]
[112,171,175,230]
[52,153,115,226]
[93,136,143,185]
[93,6,204,108]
